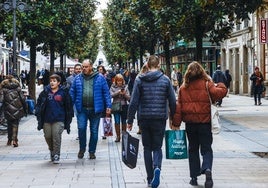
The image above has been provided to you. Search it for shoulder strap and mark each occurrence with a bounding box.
[206,81,212,104]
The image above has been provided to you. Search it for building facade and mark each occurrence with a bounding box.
[221,6,268,97]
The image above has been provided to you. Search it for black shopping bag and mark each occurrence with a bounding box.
[165,130,188,159]
[122,131,139,169]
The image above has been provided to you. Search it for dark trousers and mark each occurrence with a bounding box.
[140,119,166,182]
[253,85,262,104]
[186,123,213,178]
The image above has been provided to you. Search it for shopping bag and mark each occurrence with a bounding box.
[100,117,113,137]
[211,104,221,134]
[165,130,188,159]
[122,131,139,169]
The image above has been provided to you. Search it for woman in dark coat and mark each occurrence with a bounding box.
[0,75,27,147]
[250,66,264,105]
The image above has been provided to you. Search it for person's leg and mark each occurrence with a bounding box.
[120,111,127,133]
[150,120,165,188]
[254,88,257,105]
[7,121,12,145]
[199,123,213,173]
[140,120,153,185]
[257,85,262,105]
[186,123,201,179]
[10,120,19,147]
[114,113,121,142]
[151,120,166,170]
[88,110,101,157]
[76,109,88,158]
[51,122,64,163]
[43,123,53,160]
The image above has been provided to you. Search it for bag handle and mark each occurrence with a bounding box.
[205,81,212,105]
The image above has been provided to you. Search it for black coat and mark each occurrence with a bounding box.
[35,85,74,133]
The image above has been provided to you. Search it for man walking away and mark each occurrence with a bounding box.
[212,65,227,106]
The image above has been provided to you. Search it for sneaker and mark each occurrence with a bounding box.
[78,149,85,159]
[50,152,54,162]
[151,168,160,188]
[258,102,262,105]
[189,177,198,186]
[102,136,107,140]
[53,155,60,164]
[147,179,152,187]
[204,169,213,188]
[89,153,96,159]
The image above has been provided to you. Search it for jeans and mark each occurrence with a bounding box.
[77,108,101,153]
[113,112,127,125]
[140,119,166,182]
[186,123,213,178]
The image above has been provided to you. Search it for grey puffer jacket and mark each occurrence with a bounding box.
[0,78,26,121]
[127,70,176,124]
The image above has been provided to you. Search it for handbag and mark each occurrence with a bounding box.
[122,131,139,169]
[165,130,188,159]
[100,117,113,137]
[111,101,122,113]
[206,81,221,134]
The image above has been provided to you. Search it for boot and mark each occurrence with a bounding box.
[115,124,120,142]
[12,127,18,147]
[122,124,126,132]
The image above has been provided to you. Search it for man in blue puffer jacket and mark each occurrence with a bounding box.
[127,55,176,188]
[69,59,111,160]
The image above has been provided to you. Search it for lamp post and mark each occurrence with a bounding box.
[1,0,28,75]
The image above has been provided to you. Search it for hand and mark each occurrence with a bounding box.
[127,124,133,131]
[106,108,111,115]
[170,124,180,130]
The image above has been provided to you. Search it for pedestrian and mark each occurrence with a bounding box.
[224,69,232,97]
[110,74,130,142]
[127,55,176,188]
[250,66,264,105]
[212,65,227,106]
[172,61,227,188]
[69,59,112,159]
[97,65,109,140]
[0,75,27,147]
[35,74,73,164]
[66,63,82,141]
[171,67,178,92]
[127,69,137,95]
[176,69,183,87]
[136,63,149,135]
[19,70,26,89]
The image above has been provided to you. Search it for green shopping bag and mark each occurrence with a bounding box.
[165,130,188,159]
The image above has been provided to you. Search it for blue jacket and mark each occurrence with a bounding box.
[69,72,111,113]
[127,70,176,124]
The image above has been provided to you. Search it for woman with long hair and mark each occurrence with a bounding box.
[172,61,227,188]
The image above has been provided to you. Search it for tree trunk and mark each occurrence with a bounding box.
[29,40,37,101]
[195,16,203,63]
[49,41,55,74]
[164,37,171,78]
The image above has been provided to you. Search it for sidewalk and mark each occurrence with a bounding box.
[0,94,267,188]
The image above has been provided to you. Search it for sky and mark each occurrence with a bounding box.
[94,0,108,19]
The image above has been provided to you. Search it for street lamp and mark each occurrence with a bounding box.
[1,0,29,75]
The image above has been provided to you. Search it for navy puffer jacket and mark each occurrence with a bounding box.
[127,70,176,124]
